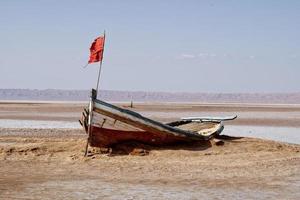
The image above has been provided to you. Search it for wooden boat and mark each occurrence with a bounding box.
[79,89,236,149]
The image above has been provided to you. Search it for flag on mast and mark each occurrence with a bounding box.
[88,35,105,64]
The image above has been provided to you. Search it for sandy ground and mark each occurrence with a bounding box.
[0,102,300,199]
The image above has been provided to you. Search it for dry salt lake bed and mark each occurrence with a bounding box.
[0,102,300,199]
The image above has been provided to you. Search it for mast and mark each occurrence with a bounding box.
[95,30,106,97]
[84,31,106,156]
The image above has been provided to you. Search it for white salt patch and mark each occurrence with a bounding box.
[224,125,300,144]
[0,119,81,129]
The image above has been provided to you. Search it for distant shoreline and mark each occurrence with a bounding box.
[1,89,300,104]
[1,100,300,107]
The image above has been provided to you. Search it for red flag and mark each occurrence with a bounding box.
[88,36,105,64]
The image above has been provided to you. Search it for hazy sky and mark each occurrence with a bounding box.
[0,0,299,92]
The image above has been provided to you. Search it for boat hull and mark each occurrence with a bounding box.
[89,126,191,148]
[79,89,230,149]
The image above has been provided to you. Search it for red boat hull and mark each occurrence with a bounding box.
[89,126,190,148]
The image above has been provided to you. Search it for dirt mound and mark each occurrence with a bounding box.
[1,134,299,162]
[0,137,85,162]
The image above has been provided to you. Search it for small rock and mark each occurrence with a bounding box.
[213,138,224,146]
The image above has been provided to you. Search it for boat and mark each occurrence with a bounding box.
[80,35,236,153]
[79,89,237,151]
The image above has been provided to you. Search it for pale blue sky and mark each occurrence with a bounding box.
[0,0,299,92]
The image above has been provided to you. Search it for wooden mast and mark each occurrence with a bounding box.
[84,31,106,156]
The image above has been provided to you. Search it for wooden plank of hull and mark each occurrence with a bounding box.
[89,126,191,148]
[92,111,144,132]
[181,115,237,122]
[176,121,224,137]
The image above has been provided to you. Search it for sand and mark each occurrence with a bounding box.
[0,102,300,199]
